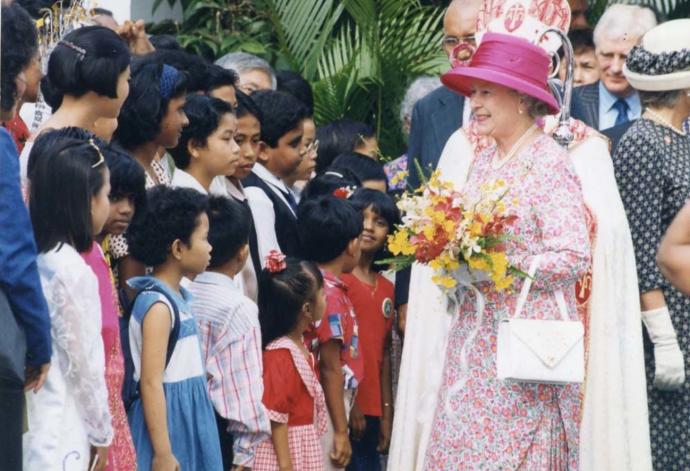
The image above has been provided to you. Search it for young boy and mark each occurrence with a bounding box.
[209,90,264,301]
[204,63,239,109]
[170,94,240,194]
[188,195,270,470]
[244,90,308,258]
[298,195,364,470]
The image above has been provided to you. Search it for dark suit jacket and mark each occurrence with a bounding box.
[602,120,635,157]
[406,86,464,191]
[396,86,464,307]
[571,81,600,130]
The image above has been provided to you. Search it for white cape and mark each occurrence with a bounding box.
[388,130,651,471]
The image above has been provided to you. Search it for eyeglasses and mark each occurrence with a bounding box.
[442,34,477,49]
[306,139,319,154]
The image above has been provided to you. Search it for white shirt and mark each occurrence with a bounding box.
[598,81,641,131]
[171,168,208,194]
[244,165,288,262]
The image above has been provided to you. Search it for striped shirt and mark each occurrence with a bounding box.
[188,271,270,466]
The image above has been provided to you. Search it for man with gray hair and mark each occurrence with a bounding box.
[571,4,657,130]
[215,51,276,94]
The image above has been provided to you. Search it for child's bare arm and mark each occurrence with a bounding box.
[320,339,352,467]
[140,302,178,468]
[270,421,292,471]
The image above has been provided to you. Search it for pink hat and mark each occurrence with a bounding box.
[441,32,560,115]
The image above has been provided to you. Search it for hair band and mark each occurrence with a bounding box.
[59,40,87,62]
[88,138,105,168]
[160,64,180,99]
[324,170,344,178]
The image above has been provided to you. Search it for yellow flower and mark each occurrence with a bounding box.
[468,256,491,273]
[388,230,415,256]
[494,275,514,291]
[432,274,457,289]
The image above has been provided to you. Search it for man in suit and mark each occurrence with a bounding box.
[571,4,656,131]
[397,0,480,327]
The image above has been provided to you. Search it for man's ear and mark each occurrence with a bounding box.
[257,141,271,165]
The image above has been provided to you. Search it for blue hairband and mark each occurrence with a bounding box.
[160,64,180,99]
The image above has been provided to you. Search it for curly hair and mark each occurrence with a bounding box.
[1,3,38,113]
[251,90,308,148]
[126,186,208,267]
[114,56,188,151]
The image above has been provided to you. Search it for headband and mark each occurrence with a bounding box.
[160,64,180,99]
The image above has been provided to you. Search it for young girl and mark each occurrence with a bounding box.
[20,25,131,185]
[112,56,189,300]
[341,189,400,471]
[124,185,223,470]
[254,254,328,471]
[170,94,240,194]
[24,132,113,470]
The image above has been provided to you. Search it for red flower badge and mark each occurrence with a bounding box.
[265,250,287,273]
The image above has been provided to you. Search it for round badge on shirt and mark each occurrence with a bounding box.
[382,297,393,319]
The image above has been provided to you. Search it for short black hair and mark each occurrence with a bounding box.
[29,133,108,253]
[114,56,189,150]
[235,89,263,122]
[350,188,400,270]
[126,186,209,267]
[27,126,105,178]
[315,119,376,173]
[250,90,308,148]
[146,49,209,93]
[169,94,234,169]
[149,34,183,51]
[206,196,251,269]
[40,26,130,111]
[276,69,314,116]
[568,28,595,54]
[104,144,146,212]
[204,64,239,93]
[258,257,323,347]
[1,3,38,112]
[330,152,387,188]
[297,195,363,263]
[301,171,360,201]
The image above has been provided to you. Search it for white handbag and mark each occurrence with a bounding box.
[496,255,585,385]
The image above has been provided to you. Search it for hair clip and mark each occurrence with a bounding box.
[324,170,344,178]
[59,40,87,62]
[160,64,180,99]
[333,186,355,199]
[265,250,287,273]
[88,138,105,168]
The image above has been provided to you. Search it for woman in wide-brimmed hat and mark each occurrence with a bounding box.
[421,32,590,470]
[612,18,690,470]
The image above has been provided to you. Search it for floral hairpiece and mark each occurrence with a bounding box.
[333,186,355,199]
[265,250,287,273]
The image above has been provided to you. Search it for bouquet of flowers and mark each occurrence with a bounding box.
[385,168,519,292]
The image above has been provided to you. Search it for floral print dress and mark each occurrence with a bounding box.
[423,133,591,470]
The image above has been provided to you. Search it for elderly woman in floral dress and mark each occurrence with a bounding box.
[422,33,591,470]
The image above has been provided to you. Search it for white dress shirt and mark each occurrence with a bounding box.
[598,81,641,131]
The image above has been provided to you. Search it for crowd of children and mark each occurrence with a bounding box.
[2,3,404,470]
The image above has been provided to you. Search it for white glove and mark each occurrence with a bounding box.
[642,306,686,391]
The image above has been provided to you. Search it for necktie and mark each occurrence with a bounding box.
[612,98,630,127]
[283,189,298,214]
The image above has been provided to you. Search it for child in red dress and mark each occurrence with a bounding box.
[341,189,400,470]
[254,254,329,471]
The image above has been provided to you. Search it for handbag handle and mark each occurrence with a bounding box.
[513,254,570,321]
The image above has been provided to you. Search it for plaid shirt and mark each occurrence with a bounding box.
[189,271,270,466]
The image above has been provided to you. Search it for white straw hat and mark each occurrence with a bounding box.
[623,19,690,92]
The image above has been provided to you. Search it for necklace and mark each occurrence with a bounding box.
[492,124,538,169]
[645,109,687,136]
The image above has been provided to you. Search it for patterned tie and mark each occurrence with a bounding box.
[612,98,630,127]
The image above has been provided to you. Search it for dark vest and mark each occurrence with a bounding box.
[231,196,262,280]
[243,172,301,257]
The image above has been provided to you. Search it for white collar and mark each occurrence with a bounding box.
[171,168,208,195]
[194,271,239,291]
[252,163,290,194]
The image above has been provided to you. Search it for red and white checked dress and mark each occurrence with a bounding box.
[254,337,328,471]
